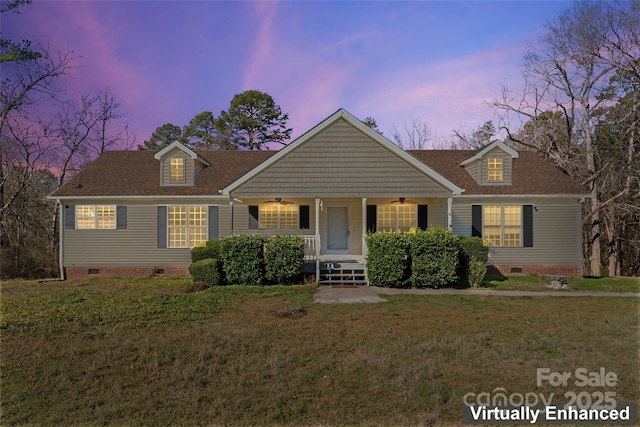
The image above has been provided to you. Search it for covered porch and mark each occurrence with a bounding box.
[229,196,455,284]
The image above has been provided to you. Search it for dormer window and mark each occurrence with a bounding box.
[488,157,503,181]
[170,158,185,182]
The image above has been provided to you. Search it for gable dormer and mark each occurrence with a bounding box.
[154,141,209,186]
[460,141,518,186]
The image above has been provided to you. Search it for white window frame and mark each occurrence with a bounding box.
[258,204,298,229]
[170,158,185,182]
[76,205,116,229]
[487,157,503,182]
[167,205,207,248]
[482,205,522,247]
[377,205,417,233]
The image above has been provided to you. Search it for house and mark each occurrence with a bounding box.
[48,109,589,282]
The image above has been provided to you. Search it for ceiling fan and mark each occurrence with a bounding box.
[391,197,417,205]
[263,197,293,205]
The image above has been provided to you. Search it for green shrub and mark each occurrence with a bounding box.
[188,258,222,286]
[468,260,487,288]
[264,235,304,285]
[365,232,411,288]
[456,236,488,288]
[458,236,488,263]
[190,239,222,263]
[220,235,266,286]
[408,227,459,288]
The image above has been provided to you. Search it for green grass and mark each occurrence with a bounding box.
[484,274,640,292]
[2,277,638,426]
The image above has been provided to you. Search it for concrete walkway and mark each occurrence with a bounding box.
[314,285,640,304]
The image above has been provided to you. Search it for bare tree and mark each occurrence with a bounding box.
[391,119,435,149]
[491,1,640,276]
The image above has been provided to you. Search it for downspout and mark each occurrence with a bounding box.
[362,197,368,284]
[315,197,320,284]
[229,197,234,235]
[57,199,65,281]
[447,197,453,231]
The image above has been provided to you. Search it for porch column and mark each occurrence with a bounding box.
[315,197,320,283]
[362,197,368,284]
[447,197,453,231]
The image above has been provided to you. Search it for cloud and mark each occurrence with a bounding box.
[243,1,279,90]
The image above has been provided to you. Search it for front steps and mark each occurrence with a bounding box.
[318,261,366,285]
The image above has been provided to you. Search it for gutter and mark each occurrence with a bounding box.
[57,199,65,281]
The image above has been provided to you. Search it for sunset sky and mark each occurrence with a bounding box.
[4,1,573,147]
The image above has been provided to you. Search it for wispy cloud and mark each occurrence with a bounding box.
[243,1,279,90]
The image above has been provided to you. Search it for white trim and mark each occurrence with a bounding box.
[57,200,65,280]
[460,140,519,166]
[153,141,210,166]
[221,108,463,196]
[453,194,590,199]
[47,195,230,201]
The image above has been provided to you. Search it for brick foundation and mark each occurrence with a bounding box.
[488,265,580,278]
[64,266,190,280]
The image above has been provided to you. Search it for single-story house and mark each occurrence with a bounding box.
[48,108,589,282]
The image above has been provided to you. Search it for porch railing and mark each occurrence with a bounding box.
[303,235,319,260]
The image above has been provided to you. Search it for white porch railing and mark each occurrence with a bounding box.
[303,235,319,260]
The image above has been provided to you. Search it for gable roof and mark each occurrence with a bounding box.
[408,150,588,196]
[459,140,519,166]
[49,150,275,198]
[221,108,464,196]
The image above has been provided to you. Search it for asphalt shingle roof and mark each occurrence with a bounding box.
[50,148,587,198]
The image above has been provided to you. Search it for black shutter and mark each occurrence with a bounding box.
[248,205,259,229]
[157,206,167,248]
[299,205,310,229]
[523,205,533,247]
[366,205,377,233]
[208,206,219,240]
[65,205,75,229]
[471,205,482,237]
[116,206,127,229]
[418,205,428,230]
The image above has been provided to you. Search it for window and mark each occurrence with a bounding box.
[378,205,417,233]
[483,205,521,246]
[168,205,206,248]
[488,157,503,181]
[76,205,116,229]
[170,158,185,182]
[259,204,298,229]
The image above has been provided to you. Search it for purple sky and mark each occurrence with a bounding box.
[4,1,572,148]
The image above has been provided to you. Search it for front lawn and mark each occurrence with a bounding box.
[485,274,640,292]
[2,277,638,426]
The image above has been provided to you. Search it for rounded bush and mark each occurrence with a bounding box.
[264,235,304,285]
[365,232,411,288]
[191,239,222,263]
[188,258,222,286]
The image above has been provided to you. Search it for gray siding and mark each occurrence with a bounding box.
[63,198,228,267]
[452,198,581,266]
[464,160,481,184]
[161,149,195,186]
[480,147,512,186]
[232,119,452,198]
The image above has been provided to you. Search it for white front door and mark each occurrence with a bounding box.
[326,206,349,254]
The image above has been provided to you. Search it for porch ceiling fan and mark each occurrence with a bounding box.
[391,197,417,205]
[263,197,294,205]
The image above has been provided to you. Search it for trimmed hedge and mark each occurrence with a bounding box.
[365,232,411,288]
[219,235,266,286]
[264,235,304,285]
[190,239,222,263]
[458,236,488,263]
[408,227,459,288]
[468,260,487,288]
[188,258,222,286]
